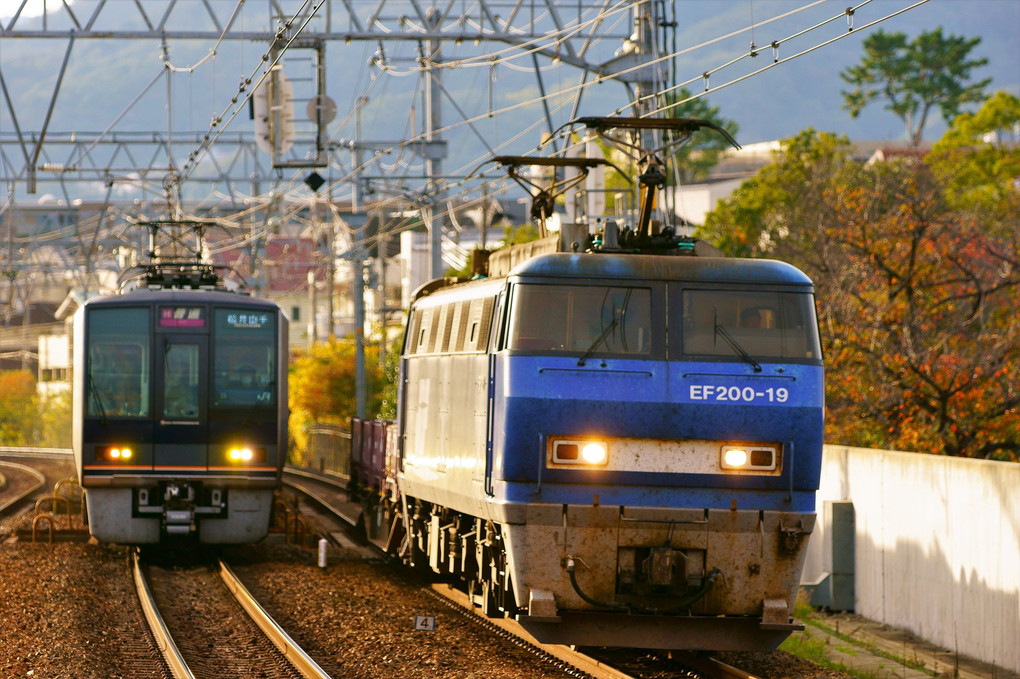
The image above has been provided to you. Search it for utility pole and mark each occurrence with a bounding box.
[353,226,366,419]
[353,99,367,419]
[306,269,316,347]
[480,182,489,249]
[424,9,446,280]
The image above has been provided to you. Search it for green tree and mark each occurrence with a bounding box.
[841,29,991,146]
[0,370,39,445]
[502,222,542,245]
[928,90,1020,214]
[698,129,852,259]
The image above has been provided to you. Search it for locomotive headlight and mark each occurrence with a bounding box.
[722,447,748,468]
[721,444,778,471]
[581,442,608,465]
[551,439,609,467]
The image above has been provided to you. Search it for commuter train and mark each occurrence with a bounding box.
[351,225,824,652]
[72,266,288,544]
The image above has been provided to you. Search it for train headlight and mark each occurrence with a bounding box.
[226,446,266,464]
[101,446,134,462]
[581,442,608,465]
[229,447,253,462]
[720,444,778,471]
[103,444,133,460]
[723,447,748,468]
[551,439,609,467]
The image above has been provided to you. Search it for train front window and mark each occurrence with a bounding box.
[162,342,201,419]
[86,307,151,417]
[680,290,821,360]
[212,309,277,407]
[508,284,652,355]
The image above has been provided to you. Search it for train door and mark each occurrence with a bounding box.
[154,334,209,469]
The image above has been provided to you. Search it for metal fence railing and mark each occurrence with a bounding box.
[305,423,351,480]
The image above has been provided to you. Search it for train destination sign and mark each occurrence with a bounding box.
[159,306,205,327]
[225,312,271,329]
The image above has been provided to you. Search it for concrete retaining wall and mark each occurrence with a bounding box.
[803,446,1020,672]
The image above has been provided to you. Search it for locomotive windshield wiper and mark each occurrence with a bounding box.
[578,289,632,366]
[714,323,762,372]
[87,374,108,423]
[577,316,620,366]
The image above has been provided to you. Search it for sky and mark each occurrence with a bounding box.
[1,0,1017,203]
[0,0,47,19]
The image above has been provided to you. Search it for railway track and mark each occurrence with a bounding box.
[281,468,764,679]
[0,460,46,516]
[0,447,82,540]
[132,549,330,679]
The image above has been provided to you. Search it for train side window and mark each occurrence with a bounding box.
[405,309,422,355]
[86,307,151,418]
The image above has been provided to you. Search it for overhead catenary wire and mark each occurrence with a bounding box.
[177,0,327,185]
[628,0,932,121]
[160,0,933,252]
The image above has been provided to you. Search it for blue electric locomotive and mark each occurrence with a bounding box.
[71,227,288,544]
[391,245,823,650]
[356,119,825,651]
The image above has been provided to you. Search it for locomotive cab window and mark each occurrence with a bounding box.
[508,284,652,356]
[86,307,151,418]
[212,309,277,407]
[679,289,821,360]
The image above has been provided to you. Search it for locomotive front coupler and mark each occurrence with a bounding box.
[566,554,724,615]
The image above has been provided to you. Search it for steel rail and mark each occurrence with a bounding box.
[131,550,194,679]
[0,446,73,459]
[217,559,332,679]
[0,461,47,515]
[429,582,636,679]
[134,550,332,679]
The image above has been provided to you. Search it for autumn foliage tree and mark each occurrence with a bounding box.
[288,338,384,461]
[699,94,1020,460]
[0,370,40,445]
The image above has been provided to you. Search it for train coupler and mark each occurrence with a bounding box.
[164,509,195,535]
